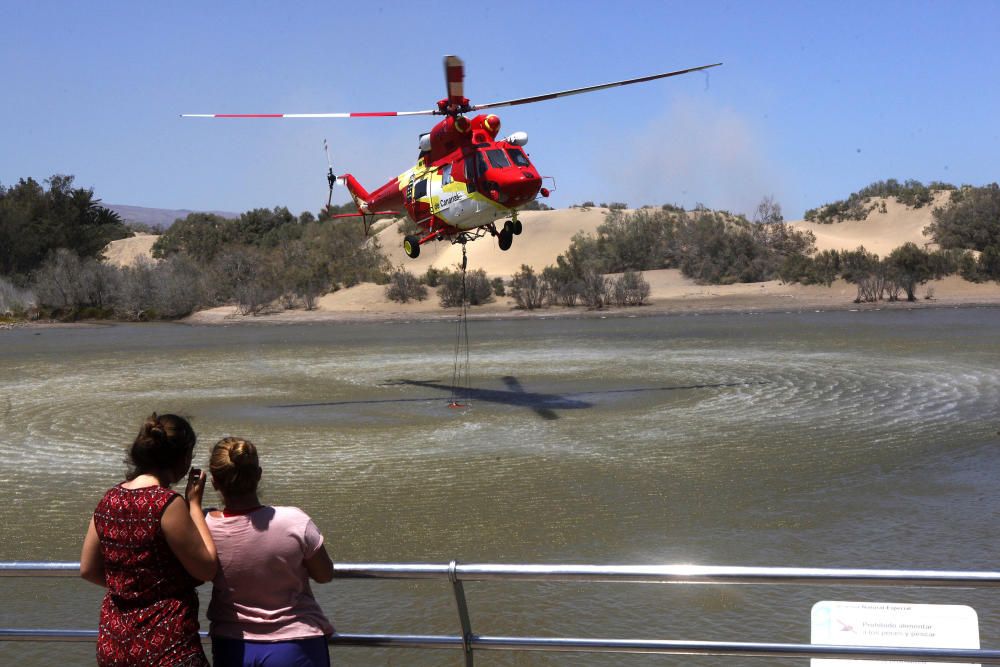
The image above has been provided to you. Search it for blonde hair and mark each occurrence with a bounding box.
[210,437,260,497]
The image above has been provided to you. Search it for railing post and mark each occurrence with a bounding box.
[449,560,474,667]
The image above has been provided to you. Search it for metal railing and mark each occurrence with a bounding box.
[3,561,1000,664]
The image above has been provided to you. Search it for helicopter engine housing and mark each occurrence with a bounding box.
[502,131,528,146]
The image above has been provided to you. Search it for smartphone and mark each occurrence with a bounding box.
[189,467,202,482]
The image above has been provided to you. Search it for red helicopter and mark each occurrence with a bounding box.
[183,56,720,259]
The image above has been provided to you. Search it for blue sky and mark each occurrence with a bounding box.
[2,1,998,219]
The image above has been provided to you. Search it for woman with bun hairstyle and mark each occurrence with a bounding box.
[80,413,217,667]
[206,437,334,667]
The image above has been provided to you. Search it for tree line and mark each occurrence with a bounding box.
[384,197,802,310]
[790,180,1000,298]
[385,261,653,311]
[1,175,130,280]
[491,185,999,308]
[0,175,390,320]
[3,174,998,320]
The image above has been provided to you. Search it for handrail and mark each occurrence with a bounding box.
[0,562,80,577]
[331,562,1000,586]
[10,561,1000,585]
[4,561,1000,663]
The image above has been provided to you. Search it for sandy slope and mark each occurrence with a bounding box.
[102,233,159,268]
[787,192,948,257]
[100,202,999,324]
[376,207,609,278]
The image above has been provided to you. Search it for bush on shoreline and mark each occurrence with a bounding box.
[385,268,427,303]
[923,184,1000,282]
[438,268,493,308]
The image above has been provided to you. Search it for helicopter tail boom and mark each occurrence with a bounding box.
[338,173,373,214]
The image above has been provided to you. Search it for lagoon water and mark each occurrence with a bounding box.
[1,308,999,665]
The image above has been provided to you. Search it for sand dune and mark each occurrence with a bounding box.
[787,192,948,257]
[101,201,998,324]
[102,233,159,268]
[377,207,609,278]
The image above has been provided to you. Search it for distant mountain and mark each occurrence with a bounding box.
[105,204,239,230]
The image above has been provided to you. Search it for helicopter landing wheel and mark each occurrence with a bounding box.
[498,229,513,251]
[403,235,421,259]
[513,219,523,235]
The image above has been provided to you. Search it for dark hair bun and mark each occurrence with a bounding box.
[128,413,196,479]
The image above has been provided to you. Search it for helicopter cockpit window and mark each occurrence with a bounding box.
[441,164,452,186]
[486,149,511,169]
[413,178,428,200]
[507,147,531,167]
[464,156,478,192]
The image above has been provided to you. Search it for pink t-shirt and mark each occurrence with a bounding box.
[206,506,334,640]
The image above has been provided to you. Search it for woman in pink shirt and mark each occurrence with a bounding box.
[205,437,335,667]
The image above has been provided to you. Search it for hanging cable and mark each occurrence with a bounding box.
[449,244,471,408]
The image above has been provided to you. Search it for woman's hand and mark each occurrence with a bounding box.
[166,468,218,581]
[185,468,206,506]
[163,489,218,582]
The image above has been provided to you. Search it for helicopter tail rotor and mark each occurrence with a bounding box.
[324,139,337,208]
[321,138,401,233]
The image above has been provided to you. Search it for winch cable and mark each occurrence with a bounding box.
[449,243,471,408]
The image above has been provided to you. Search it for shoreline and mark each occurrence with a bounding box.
[7,297,1000,330]
[178,273,1000,326]
[74,200,1000,329]
[6,274,999,329]
[179,297,1000,327]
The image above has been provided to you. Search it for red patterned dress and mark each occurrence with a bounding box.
[93,484,208,667]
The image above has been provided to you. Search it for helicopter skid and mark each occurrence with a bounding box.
[418,226,450,245]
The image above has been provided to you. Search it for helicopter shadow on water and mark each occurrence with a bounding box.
[270,376,768,421]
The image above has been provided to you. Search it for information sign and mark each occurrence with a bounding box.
[810,601,979,666]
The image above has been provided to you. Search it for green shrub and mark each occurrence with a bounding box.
[885,242,934,301]
[579,268,610,309]
[805,179,955,224]
[385,268,428,303]
[397,217,422,236]
[437,268,494,307]
[610,270,650,306]
[553,201,813,287]
[422,267,445,287]
[0,174,130,278]
[925,183,1000,252]
[491,277,506,297]
[980,245,1000,281]
[958,251,984,282]
[542,263,581,307]
[510,265,546,310]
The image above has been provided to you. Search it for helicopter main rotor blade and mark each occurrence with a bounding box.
[182,61,721,119]
[181,110,437,119]
[471,62,722,112]
[444,55,465,107]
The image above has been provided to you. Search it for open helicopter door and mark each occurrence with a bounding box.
[426,164,447,215]
[428,161,483,230]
